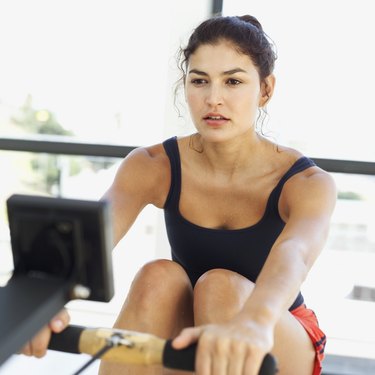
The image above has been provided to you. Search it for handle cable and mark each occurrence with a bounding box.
[71,333,133,375]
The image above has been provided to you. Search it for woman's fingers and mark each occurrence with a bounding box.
[191,322,271,375]
[206,336,249,375]
[30,325,52,358]
[195,331,213,375]
[49,309,70,333]
[19,342,32,356]
[244,352,264,375]
[227,342,246,375]
[19,309,70,357]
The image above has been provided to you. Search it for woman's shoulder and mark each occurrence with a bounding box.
[272,142,335,190]
[135,142,168,164]
[112,136,188,206]
[123,135,191,169]
[111,140,174,208]
[275,144,336,197]
[125,138,173,166]
[274,144,336,221]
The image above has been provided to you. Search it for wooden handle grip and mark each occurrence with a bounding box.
[49,325,277,374]
[49,325,164,365]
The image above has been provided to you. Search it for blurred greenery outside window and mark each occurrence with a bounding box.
[0,94,120,230]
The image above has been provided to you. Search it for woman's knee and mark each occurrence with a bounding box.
[134,259,188,282]
[194,269,254,324]
[128,259,192,308]
[194,268,254,298]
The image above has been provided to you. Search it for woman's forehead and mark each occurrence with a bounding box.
[188,41,257,74]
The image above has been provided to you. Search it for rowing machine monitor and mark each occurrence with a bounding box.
[0,194,114,366]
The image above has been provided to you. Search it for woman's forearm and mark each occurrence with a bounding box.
[236,239,312,326]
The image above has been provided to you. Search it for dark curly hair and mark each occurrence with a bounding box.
[178,15,277,83]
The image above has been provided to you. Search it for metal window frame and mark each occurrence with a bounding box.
[1,136,374,176]
[212,0,223,15]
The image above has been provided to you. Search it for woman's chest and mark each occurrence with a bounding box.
[179,174,279,230]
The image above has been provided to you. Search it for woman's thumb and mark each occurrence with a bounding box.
[172,326,203,349]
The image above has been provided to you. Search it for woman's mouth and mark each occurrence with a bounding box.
[203,114,229,126]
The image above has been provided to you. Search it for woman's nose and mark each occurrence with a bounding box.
[205,85,223,106]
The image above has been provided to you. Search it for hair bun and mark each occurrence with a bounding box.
[238,15,264,32]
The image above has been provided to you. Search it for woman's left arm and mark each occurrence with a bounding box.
[239,168,337,324]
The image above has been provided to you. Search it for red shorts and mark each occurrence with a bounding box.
[291,304,326,375]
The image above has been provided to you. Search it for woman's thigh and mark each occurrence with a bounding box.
[193,268,316,375]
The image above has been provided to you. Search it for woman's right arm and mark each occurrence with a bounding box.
[102,145,171,246]
[20,144,170,357]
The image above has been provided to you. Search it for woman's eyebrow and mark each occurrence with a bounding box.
[188,69,208,76]
[223,68,247,75]
[188,68,247,76]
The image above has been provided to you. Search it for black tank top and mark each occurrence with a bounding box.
[163,137,316,310]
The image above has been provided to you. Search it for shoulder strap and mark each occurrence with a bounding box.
[278,157,316,188]
[268,157,316,212]
[162,137,181,210]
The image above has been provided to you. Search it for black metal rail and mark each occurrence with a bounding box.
[1,136,374,176]
[0,136,134,158]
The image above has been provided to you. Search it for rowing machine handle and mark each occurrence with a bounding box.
[162,339,277,374]
[49,325,278,374]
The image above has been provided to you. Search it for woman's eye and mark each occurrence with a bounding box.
[191,79,207,85]
[227,78,241,86]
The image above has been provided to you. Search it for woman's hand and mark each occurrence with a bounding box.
[172,317,274,375]
[19,309,70,358]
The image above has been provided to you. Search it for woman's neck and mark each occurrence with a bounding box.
[189,132,274,179]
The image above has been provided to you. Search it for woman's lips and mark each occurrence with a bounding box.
[203,114,229,126]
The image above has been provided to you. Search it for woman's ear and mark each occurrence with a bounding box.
[259,74,276,107]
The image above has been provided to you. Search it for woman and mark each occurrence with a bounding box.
[23,15,336,375]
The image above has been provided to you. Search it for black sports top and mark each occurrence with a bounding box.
[163,137,316,311]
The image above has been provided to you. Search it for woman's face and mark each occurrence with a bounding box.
[185,40,272,143]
